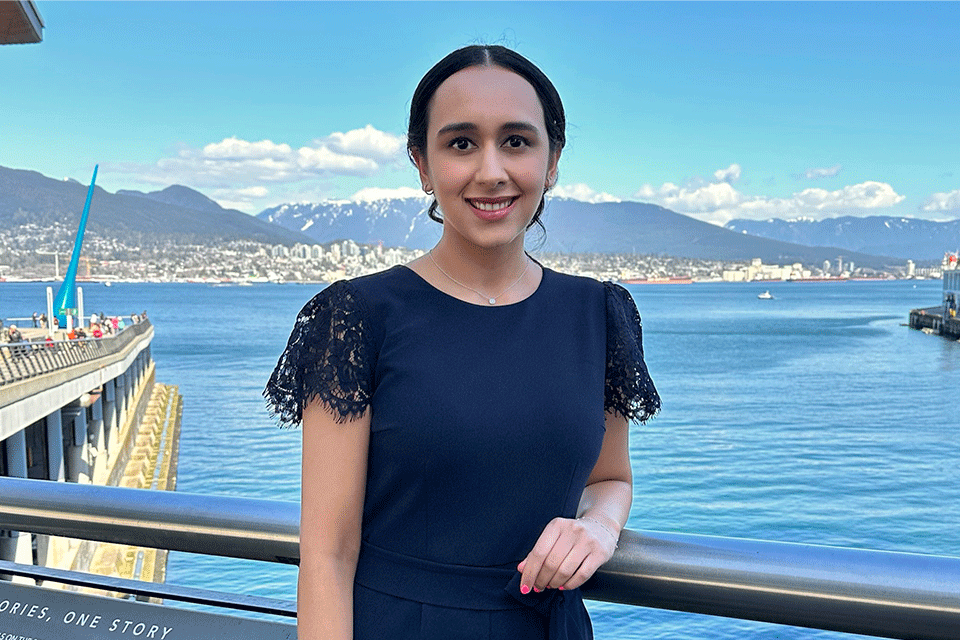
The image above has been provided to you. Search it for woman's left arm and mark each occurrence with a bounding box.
[518,410,632,593]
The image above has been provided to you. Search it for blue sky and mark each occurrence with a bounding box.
[3,2,959,225]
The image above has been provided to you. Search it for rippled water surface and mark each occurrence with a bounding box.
[3,278,958,639]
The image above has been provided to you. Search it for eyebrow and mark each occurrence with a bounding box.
[435,121,540,137]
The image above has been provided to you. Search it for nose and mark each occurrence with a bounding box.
[474,144,508,186]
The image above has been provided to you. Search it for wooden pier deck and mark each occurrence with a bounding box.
[909,306,960,340]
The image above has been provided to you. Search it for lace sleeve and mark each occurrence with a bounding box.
[264,280,374,427]
[604,282,661,423]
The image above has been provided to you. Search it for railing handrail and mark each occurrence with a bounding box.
[0,477,958,639]
[0,319,151,387]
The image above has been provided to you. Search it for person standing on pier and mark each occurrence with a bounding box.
[266,45,660,640]
[7,324,23,344]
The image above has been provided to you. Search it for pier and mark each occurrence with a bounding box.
[909,306,960,339]
[908,256,960,340]
[0,318,181,592]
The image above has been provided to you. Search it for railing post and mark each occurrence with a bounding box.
[0,434,33,582]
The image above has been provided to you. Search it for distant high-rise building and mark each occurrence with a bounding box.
[823,260,831,274]
[907,260,916,277]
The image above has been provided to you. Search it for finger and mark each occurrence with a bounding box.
[520,520,562,594]
[533,535,576,591]
[559,552,605,591]
[546,546,587,590]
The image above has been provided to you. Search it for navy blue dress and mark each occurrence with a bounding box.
[265,265,659,640]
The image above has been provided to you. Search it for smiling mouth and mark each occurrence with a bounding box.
[467,197,518,212]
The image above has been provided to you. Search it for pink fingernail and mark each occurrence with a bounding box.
[520,585,530,595]
[558,586,565,591]
[533,587,542,593]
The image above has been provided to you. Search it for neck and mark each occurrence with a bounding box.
[430,236,529,290]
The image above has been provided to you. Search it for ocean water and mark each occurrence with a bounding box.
[2,278,958,639]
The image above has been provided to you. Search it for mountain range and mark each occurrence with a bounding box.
[5,164,955,268]
[259,198,903,268]
[724,216,960,261]
[0,166,312,246]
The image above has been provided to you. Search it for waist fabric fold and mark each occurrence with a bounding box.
[355,541,592,640]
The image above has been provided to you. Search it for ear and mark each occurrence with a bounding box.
[545,148,561,189]
[411,148,431,192]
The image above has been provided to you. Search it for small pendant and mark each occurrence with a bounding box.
[488,298,497,305]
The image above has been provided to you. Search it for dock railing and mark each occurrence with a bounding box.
[0,319,151,386]
[1,476,959,639]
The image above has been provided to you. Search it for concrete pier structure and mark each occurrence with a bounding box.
[0,319,181,587]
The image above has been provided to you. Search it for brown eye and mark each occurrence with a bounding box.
[505,135,529,148]
[450,137,473,151]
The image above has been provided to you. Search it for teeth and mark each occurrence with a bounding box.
[471,199,514,212]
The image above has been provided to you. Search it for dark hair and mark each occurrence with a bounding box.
[407,45,566,230]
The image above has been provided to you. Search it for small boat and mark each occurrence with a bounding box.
[758,290,773,299]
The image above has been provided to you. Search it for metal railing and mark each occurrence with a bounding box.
[0,319,151,386]
[1,477,959,639]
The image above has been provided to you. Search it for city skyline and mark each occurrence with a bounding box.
[3,2,958,225]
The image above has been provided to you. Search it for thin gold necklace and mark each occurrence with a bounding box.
[427,250,531,305]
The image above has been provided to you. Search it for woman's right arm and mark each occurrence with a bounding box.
[297,399,370,640]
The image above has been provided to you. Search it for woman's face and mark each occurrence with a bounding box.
[413,65,559,253]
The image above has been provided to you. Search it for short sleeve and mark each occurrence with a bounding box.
[604,282,661,423]
[264,280,374,426]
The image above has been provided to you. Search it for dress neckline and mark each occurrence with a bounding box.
[397,262,549,309]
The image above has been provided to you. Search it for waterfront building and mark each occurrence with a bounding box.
[722,259,809,282]
[291,243,311,260]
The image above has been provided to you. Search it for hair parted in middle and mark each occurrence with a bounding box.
[406,45,566,231]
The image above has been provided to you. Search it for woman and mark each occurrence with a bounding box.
[265,45,660,640]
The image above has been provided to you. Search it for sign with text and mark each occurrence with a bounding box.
[0,581,295,640]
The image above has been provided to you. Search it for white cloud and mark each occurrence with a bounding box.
[296,146,378,174]
[210,185,271,212]
[713,163,741,183]
[922,189,960,212]
[636,180,742,212]
[202,137,292,160]
[324,125,405,163]
[635,165,906,224]
[114,126,402,190]
[794,181,905,210]
[551,183,620,203]
[350,186,427,202]
[805,164,842,179]
[237,186,269,198]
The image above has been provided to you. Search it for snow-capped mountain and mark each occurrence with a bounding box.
[725,216,960,260]
[256,196,900,268]
[257,197,441,249]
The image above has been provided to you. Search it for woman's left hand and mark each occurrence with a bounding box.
[517,515,619,594]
